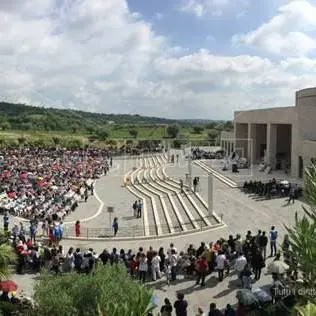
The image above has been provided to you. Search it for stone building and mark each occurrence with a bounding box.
[221,87,316,179]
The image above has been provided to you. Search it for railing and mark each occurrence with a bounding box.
[62,215,224,239]
[112,152,165,160]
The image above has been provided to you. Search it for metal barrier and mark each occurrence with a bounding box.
[112,153,164,160]
[63,215,224,239]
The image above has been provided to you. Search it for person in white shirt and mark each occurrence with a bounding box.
[167,243,177,261]
[235,234,243,254]
[215,251,226,281]
[151,251,161,281]
[234,253,247,281]
[138,253,148,283]
[169,249,177,281]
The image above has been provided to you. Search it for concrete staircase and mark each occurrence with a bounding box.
[124,154,224,237]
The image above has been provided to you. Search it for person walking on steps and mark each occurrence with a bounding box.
[137,200,142,218]
[193,177,198,192]
[132,200,138,217]
[112,217,118,237]
[180,179,184,193]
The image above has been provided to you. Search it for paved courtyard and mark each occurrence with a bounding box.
[9,151,308,314]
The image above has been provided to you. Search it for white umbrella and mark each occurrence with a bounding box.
[268,260,289,274]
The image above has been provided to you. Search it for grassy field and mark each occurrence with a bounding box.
[0,126,216,139]
[0,125,224,148]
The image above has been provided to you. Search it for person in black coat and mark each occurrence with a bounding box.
[252,249,265,280]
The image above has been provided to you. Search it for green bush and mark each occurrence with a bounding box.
[33,264,155,316]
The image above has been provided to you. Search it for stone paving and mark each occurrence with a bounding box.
[62,159,145,237]
[203,159,304,187]
[9,151,309,314]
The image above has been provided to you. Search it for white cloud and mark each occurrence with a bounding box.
[233,0,316,57]
[178,0,248,17]
[154,12,164,20]
[1,0,316,119]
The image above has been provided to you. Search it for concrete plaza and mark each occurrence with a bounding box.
[10,152,307,314]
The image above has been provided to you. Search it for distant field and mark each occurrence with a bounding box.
[0,124,226,149]
[0,126,215,140]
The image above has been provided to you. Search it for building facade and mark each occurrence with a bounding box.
[222,87,316,178]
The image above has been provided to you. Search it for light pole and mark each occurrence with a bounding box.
[208,173,214,215]
[187,155,192,191]
[167,140,170,162]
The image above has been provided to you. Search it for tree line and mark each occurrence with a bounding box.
[0,102,229,133]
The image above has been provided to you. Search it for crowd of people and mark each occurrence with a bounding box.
[242,179,302,202]
[7,222,298,315]
[0,148,111,221]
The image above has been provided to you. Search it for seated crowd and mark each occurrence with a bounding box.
[242,179,302,201]
[0,148,111,220]
[9,225,297,315]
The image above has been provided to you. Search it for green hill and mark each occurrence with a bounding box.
[0,102,186,133]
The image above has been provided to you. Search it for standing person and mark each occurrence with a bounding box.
[241,264,253,290]
[234,253,247,284]
[180,179,184,193]
[269,226,278,257]
[161,298,173,316]
[151,251,161,281]
[112,217,118,237]
[30,222,37,244]
[224,304,236,316]
[176,154,179,163]
[170,249,178,281]
[258,231,268,260]
[137,200,142,218]
[74,248,83,273]
[193,177,198,192]
[216,251,226,281]
[91,182,94,195]
[195,256,208,287]
[66,247,75,272]
[84,187,89,202]
[158,247,166,272]
[75,220,81,237]
[208,303,223,316]
[252,249,265,281]
[196,177,200,192]
[138,253,148,283]
[53,223,62,246]
[174,293,188,316]
[133,200,138,217]
[287,185,296,204]
[3,212,9,232]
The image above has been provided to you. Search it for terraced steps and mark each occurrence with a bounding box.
[124,154,224,237]
[194,160,238,188]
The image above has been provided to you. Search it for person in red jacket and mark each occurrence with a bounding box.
[196,256,209,286]
[75,220,81,237]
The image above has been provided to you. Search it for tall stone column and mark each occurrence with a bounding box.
[266,124,277,168]
[247,124,257,165]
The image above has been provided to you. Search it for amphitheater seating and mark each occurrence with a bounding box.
[124,153,223,237]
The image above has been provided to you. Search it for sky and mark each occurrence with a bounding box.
[1,0,316,119]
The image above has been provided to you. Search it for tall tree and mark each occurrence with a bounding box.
[166,124,180,138]
[129,129,138,139]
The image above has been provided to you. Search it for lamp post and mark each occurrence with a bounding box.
[187,155,192,191]
[208,173,214,215]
